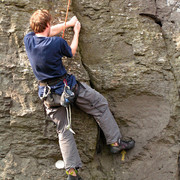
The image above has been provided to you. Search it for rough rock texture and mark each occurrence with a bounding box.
[0,0,180,179]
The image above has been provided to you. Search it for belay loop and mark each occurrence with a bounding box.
[63,79,68,87]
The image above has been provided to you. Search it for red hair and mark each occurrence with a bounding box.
[30,9,51,33]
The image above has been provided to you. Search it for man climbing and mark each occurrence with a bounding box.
[24,9,135,180]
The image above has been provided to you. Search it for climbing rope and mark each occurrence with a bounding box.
[62,0,71,38]
[61,0,75,134]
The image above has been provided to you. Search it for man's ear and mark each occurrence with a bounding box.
[47,23,51,28]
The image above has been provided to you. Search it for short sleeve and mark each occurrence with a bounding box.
[24,32,35,50]
[61,38,73,58]
[24,32,35,42]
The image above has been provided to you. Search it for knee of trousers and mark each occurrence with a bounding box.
[93,94,109,115]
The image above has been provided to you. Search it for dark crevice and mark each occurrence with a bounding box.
[139,0,162,27]
[96,127,106,154]
[139,13,162,27]
[77,46,95,88]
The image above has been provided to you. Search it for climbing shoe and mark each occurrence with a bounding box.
[66,170,82,180]
[67,174,82,180]
[110,138,135,154]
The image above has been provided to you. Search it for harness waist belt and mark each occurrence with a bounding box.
[39,74,67,86]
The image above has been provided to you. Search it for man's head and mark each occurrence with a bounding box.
[30,9,51,33]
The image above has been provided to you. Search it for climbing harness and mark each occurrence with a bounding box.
[40,77,76,134]
[62,0,71,39]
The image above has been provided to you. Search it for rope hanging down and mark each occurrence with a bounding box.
[62,0,71,39]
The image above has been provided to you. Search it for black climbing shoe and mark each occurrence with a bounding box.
[110,138,135,154]
[67,173,83,180]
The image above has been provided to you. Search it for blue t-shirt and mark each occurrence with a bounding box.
[24,32,77,97]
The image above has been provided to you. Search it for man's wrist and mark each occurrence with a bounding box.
[66,21,74,28]
[74,31,79,37]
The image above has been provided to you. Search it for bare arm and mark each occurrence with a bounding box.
[70,21,81,56]
[49,16,78,37]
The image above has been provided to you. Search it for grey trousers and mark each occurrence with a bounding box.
[45,82,122,171]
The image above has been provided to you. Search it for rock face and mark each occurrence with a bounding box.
[0,0,180,179]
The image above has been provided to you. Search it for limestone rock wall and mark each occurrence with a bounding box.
[0,0,180,179]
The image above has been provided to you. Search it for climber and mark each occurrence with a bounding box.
[24,9,135,180]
